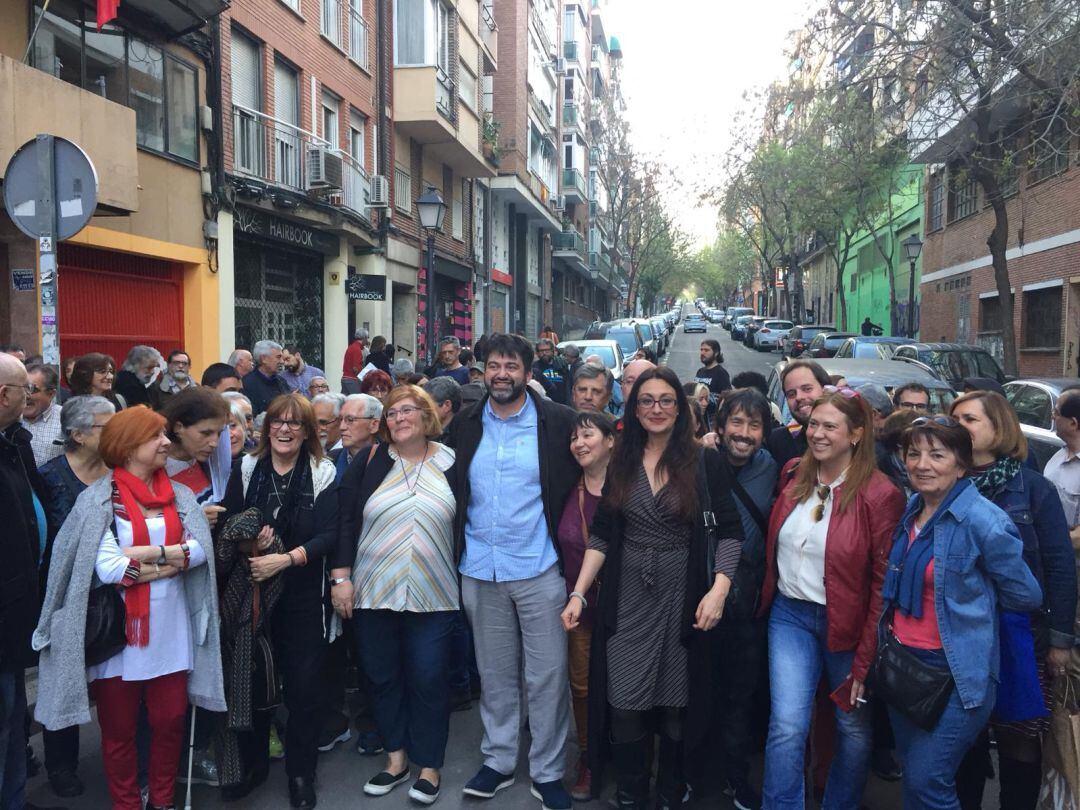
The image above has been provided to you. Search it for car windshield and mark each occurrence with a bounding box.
[824,336,850,348]
[929,350,1001,382]
[579,346,616,368]
[608,330,639,355]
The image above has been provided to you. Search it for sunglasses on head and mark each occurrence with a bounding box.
[912,415,958,428]
[822,385,860,400]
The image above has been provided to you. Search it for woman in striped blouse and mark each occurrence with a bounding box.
[329,385,457,806]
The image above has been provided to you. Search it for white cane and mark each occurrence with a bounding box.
[183,706,196,810]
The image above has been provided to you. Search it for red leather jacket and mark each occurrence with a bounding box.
[759,460,904,680]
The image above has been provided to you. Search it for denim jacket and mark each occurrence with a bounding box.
[882,483,1043,710]
[991,468,1077,648]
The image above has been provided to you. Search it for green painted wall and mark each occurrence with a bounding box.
[837,165,924,336]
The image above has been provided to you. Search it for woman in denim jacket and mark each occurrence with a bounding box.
[882,416,1042,809]
[950,391,1076,809]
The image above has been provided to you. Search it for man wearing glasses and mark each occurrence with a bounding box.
[891,382,931,413]
[0,353,51,809]
[157,349,198,405]
[22,364,63,467]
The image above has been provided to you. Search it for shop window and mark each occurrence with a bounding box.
[1023,286,1062,348]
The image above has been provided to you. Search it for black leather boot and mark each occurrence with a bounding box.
[611,735,649,810]
[654,734,685,810]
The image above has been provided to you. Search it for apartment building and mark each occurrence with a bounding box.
[1,0,229,369]
[916,117,1080,376]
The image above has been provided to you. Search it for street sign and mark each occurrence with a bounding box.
[2,135,98,366]
[11,269,35,292]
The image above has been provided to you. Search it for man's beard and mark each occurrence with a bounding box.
[488,378,526,404]
[171,370,188,382]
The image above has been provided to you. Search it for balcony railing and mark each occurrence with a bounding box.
[480,2,497,67]
[561,167,587,200]
[322,0,369,70]
[553,229,586,257]
[564,40,578,61]
[435,66,454,119]
[231,104,370,219]
[347,4,370,70]
[563,102,580,128]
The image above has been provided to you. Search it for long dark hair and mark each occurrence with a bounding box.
[608,366,698,523]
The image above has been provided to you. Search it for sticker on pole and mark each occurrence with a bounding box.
[2,135,98,241]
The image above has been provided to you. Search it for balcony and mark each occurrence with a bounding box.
[323,0,370,71]
[591,0,607,47]
[589,97,605,136]
[589,250,613,285]
[552,229,590,275]
[0,54,138,212]
[394,65,492,177]
[564,40,579,63]
[231,104,371,220]
[561,167,587,204]
[480,2,498,71]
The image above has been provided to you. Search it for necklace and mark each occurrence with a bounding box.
[399,444,429,497]
[269,467,294,519]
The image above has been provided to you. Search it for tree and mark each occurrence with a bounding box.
[807,0,1080,374]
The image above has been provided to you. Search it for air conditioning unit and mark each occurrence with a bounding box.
[369,174,390,207]
[552,195,565,211]
[306,147,343,192]
[554,57,567,75]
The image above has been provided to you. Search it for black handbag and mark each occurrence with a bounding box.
[85,584,127,666]
[251,631,281,712]
[870,631,954,731]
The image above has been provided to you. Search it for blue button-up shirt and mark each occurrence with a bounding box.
[460,394,557,581]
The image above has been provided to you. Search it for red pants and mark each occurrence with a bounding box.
[92,671,189,810]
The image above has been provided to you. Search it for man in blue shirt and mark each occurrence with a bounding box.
[433,337,470,385]
[449,334,578,810]
[280,345,325,397]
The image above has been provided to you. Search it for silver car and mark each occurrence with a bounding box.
[1003,379,1074,471]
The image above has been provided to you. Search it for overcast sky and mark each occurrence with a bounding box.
[605,0,814,247]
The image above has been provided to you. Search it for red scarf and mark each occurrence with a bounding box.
[112,467,183,647]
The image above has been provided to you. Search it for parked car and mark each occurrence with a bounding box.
[833,336,910,360]
[767,358,957,424]
[629,319,659,358]
[683,314,708,333]
[724,306,755,330]
[892,342,1006,390]
[742,316,770,347]
[806,331,859,358]
[753,319,795,351]
[649,317,670,353]
[781,325,835,357]
[582,321,644,359]
[557,339,626,382]
[1003,379,1075,471]
[730,315,756,341]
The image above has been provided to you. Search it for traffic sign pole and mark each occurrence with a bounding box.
[35,135,60,366]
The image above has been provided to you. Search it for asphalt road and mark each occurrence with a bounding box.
[25,317,968,810]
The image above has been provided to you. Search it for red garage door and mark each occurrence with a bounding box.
[58,244,184,364]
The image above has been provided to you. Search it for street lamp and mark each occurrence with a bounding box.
[416,187,446,366]
[902,233,923,338]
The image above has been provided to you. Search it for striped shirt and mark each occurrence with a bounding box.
[351,442,458,612]
[25,403,64,468]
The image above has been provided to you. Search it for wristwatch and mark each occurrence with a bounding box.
[157,546,167,564]
[329,577,350,587]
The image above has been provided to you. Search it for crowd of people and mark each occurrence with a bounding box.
[1,326,1079,810]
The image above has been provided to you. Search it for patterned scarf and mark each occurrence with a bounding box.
[969,456,1022,500]
[112,467,183,647]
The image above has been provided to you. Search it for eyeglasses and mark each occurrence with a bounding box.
[385,405,421,421]
[0,382,33,395]
[316,417,340,428]
[912,415,958,428]
[812,485,831,522]
[823,385,860,399]
[269,418,304,431]
[342,415,377,425]
[899,401,929,410]
[637,395,678,411]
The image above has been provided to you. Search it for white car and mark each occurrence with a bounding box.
[557,339,625,381]
[753,319,794,351]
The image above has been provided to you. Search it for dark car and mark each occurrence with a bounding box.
[742,316,769,347]
[730,315,756,341]
[1003,379,1076,471]
[806,331,858,358]
[833,336,910,360]
[782,324,835,357]
[892,342,1006,390]
[582,321,644,359]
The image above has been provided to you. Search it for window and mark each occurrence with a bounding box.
[31,0,198,162]
[349,111,365,169]
[321,92,339,148]
[947,165,978,222]
[394,0,434,65]
[321,0,339,43]
[1029,118,1071,185]
[459,59,477,112]
[1008,385,1054,430]
[1023,286,1062,348]
[452,181,464,240]
[927,170,944,231]
[437,3,451,73]
[394,163,412,213]
[979,293,1012,333]
[348,0,368,68]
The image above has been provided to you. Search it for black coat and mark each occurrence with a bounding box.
[586,448,744,788]
[0,424,51,670]
[766,424,807,469]
[242,371,291,416]
[114,369,157,409]
[447,388,578,566]
[331,442,457,570]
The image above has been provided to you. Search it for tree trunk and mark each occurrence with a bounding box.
[987,197,1017,375]
[835,258,849,331]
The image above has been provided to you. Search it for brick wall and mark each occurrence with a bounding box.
[920,161,1079,376]
[491,0,529,181]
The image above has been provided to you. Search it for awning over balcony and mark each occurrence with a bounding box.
[122,0,230,37]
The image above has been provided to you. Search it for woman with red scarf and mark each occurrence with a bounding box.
[32,405,224,810]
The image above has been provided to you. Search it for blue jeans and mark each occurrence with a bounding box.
[0,670,27,810]
[763,594,872,809]
[355,610,456,768]
[889,647,994,810]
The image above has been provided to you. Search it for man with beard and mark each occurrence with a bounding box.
[311,393,345,452]
[692,388,777,810]
[532,339,571,405]
[114,345,164,409]
[450,334,577,810]
[695,340,731,411]
[765,359,829,467]
[155,349,198,406]
[280,345,325,396]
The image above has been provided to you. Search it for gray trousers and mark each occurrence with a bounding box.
[461,566,570,783]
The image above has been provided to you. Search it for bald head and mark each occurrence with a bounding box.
[621,358,656,402]
[0,353,29,430]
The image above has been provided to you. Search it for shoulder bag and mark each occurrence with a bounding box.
[85,516,129,665]
[870,629,954,732]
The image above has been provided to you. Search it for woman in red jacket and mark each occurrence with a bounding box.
[760,387,904,809]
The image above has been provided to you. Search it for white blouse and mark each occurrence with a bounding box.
[776,471,847,606]
[89,515,207,682]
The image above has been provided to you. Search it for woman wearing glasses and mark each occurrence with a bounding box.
[880,415,1041,809]
[949,391,1075,809]
[561,366,743,809]
[760,387,904,809]
[328,385,457,805]
[216,393,338,809]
